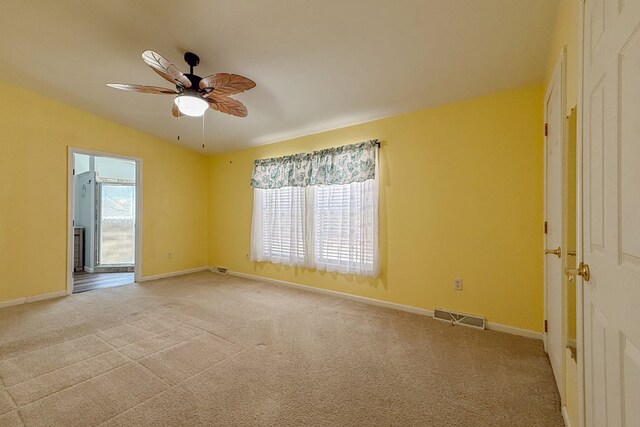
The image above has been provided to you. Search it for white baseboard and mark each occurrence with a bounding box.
[0,290,67,309]
[1,267,543,342]
[485,321,542,340]
[27,290,67,303]
[562,405,572,427]
[0,268,210,309]
[138,267,210,282]
[227,270,543,341]
[229,270,435,316]
[0,298,25,309]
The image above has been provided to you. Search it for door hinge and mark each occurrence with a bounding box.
[544,320,548,332]
[544,221,548,234]
[73,168,75,175]
[544,123,548,136]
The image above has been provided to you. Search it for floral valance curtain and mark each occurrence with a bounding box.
[250,140,378,189]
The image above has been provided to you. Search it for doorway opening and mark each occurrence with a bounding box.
[68,149,142,293]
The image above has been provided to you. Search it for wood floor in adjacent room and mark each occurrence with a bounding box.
[73,272,135,293]
[0,272,563,426]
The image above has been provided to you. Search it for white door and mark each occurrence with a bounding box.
[545,52,564,393]
[582,0,640,425]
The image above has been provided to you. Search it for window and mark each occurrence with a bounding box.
[251,186,306,265]
[308,180,377,275]
[98,184,136,265]
[250,140,379,277]
[251,179,378,277]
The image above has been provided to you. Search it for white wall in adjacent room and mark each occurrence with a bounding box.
[95,157,135,181]
[74,170,95,270]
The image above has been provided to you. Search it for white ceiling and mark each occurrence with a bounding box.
[0,0,558,154]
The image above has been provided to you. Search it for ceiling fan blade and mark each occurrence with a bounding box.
[200,73,256,95]
[207,95,248,117]
[107,83,178,94]
[171,103,183,117]
[141,50,192,88]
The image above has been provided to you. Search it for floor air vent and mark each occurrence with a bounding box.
[215,267,228,274]
[433,308,485,330]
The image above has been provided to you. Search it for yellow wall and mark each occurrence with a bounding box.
[208,85,544,332]
[0,81,547,333]
[0,81,209,303]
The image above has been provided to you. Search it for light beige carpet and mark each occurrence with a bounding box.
[0,272,563,426]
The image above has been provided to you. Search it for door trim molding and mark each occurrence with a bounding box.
[562,405,574,427]
[67,147,143,295]
[576,1,586,425]
[543,46,567,402]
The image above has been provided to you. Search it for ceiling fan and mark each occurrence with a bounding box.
[107,50,255,118]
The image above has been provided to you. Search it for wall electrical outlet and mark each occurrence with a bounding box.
[453,278,463,290]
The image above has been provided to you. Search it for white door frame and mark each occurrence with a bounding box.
[543,47,567,400]
[576,2,586,425]
[67,147,143,294]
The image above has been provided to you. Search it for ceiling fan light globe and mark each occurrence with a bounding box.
[174,95,208,117]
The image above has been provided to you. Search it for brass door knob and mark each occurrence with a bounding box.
[565,262,591,282]
[544,247,562,258]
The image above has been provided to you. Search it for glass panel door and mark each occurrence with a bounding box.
[98,184,135,265]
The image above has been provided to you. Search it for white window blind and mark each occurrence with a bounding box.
[307,180,378,276]
[250,186,306,265]
[251,179,378,277]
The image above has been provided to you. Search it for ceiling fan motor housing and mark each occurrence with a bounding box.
[182,74,202,91]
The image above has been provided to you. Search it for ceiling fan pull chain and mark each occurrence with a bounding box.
[202,114,205,149]
[177,113,180,141]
